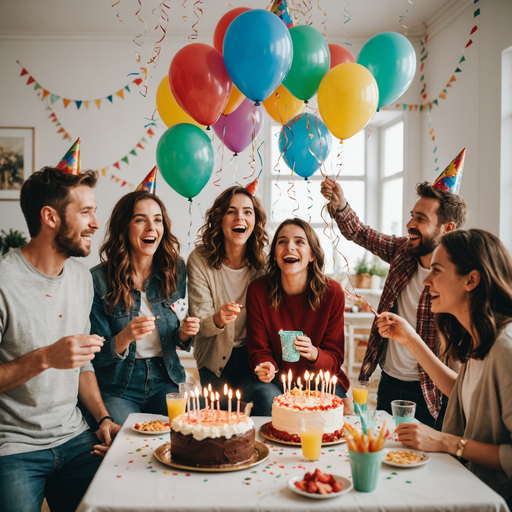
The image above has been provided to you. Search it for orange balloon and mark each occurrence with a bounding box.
[262,84,305,125]
[222,85,245,115]
[156,77,204,129]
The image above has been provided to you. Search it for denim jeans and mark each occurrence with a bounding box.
[99,357,181,427]
[377,371,448,430]
[200,345,348,416]
[0,430,101,512]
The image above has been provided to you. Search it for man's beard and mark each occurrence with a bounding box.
[54,217,91,258]
[406,225,442,258]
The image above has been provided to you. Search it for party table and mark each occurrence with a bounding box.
[77,413,509,512]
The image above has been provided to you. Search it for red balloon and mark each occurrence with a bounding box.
[169,43,232,127]
[213,7,251,54]
[328,43,356,69]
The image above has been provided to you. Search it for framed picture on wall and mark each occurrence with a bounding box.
[0,127,35,201]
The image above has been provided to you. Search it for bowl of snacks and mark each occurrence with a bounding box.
[288,469,352,499]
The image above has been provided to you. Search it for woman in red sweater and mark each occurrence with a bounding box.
[246,218,353,415]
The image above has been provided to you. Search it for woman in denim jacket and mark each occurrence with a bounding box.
[89,190,199,425]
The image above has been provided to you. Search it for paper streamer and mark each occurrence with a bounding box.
[343,2,352,46]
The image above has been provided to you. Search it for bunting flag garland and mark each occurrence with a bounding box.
[17,61,143,109]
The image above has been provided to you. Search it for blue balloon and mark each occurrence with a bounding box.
[278,113,332,179]
[357,32,416,109]
[223,9,293,103]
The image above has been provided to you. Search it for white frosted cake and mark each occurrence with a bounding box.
[269,390,344,443]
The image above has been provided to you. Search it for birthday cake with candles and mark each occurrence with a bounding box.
[270,389,345,443]
[170,410,256,468]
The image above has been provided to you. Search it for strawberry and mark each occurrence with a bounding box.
[328,474,337,485]
[295,480,307,492]
[307,480,319,494]
[304,471,314,482]
[316,482,333,495]
[332,481,343,493]
[314,468,331,484]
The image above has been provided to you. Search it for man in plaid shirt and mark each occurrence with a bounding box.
[321,179,467,429]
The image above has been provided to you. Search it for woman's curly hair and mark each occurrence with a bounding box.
[99,191,180,312]
[266,218,328,311]
[196,186,268,269]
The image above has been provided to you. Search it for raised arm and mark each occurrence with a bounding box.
[376,312,457,396]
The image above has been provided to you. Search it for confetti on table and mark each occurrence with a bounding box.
[392,472,398,475]
[203,479,208,482]
[117,475,122,478]
[406,481,412,484]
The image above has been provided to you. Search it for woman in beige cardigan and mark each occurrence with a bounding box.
[377,229,512,506]
[187,185,269,414]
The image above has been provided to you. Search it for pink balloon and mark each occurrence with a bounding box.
[212,98,264,155]
[328,43,356,68]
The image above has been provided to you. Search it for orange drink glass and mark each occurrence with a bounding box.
[166,393,187,424]
[352,380,369,405]
[298,418,324,462]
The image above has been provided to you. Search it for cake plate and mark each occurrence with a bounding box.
[153,441,269,473]
[259,422,346,446]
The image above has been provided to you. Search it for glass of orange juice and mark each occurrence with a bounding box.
[298,418,324,462]
[166,393,187,425]
[352,380,369,406]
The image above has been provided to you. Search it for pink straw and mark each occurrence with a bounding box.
[344,288,382,318]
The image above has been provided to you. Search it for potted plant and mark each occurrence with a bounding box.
[1,229,28,255]
[369,259,388,289]
[352,256,372,288]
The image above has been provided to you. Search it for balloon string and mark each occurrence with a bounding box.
[304,0,313,25]
[189,0,203,41]
[343,2,353,46]
[305,178,313,224]
[399,0,415,32]
[148,0,171,67]
[244,102,257,180]
[187,198,193,250]
[112,0,122,21]
[305,111,327,178]
[287,166,300,218]
[214,124,224,187]
[133,0,147,64]
[272,128,286,223]
[182,0,188,21]
[289,0,305,25]
[256,140,265,180]
[230,153,237,182]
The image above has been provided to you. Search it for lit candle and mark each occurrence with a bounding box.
[224,383,228,396]
[195,387,201,422]
[215,391,220,420]
[236,389,241,420]
[331,376,337,396]
[304,370,310,398]
[210,392,215,421]
[204,387,209,410]
[309,373,315,401]
[288,369,292,395]
[208,383,212,393]
[315,375,320,401]
[228,388,233,419]
[281,373,286,394]
[185,391,190,422]
[297,376,302,395]
[325,371,330,397]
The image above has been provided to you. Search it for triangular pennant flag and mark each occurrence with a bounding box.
[459,55,466,63]
[101,168,107,177]
[51,94,60,104]
[42,89,50,99]
[422,93,427,99]
[450,75,456,82]
[136,143,144,150]
[34,83,42,90]
[125,85,130,93]
[446,83,452,88]
[115,178,120,183]
[147,128,155,137]
[84,101,89,110]
[107,95,113,103]
[420,105,424,112]
[455,67,462,73]
[129,149,137,156]
[95,99,102,109]
[402,104,407,111]
[470,25,478,35]
[141,137,148,144]
[63,99,72,108]
[27,76,35,85]
[432,148,466,195]
[133,78,143,86]
[115,89,125,100]
[465,39,473,49]
[121,181,127,187]
[113,162,120,170]
[75,100,82,110]
[51,118,58,124]
[57,127,65,134]
[474,8,480,17]
[56,137,81,175]
[135,166,157,194]
[20,68,28,76]
[121,156,129,164]
[442,89,447,94]
[433,99,439,105]
[429,128,434,135]
[408,105,414,111]
[56,122,61,126]
[64,133,71,141]
[432,136,435,141]
[48,112,56,119]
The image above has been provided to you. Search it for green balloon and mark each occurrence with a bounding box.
[156,123,214,199]
[282,25,330,101]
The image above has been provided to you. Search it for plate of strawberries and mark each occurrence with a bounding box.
[288,468,353,499]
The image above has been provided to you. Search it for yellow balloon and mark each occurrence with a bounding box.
[262,84,305,125]
[222,85,245,115]
[317,63,379,140]
[156,77,205,129]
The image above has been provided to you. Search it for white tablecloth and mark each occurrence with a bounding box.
[77,413,509,512]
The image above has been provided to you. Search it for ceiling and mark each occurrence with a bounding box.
[0,0,459,42]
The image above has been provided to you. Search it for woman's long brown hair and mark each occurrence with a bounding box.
[266,218,328,311]
[436,229,512,362]
[99,191,180,312]
[196,186,268,270]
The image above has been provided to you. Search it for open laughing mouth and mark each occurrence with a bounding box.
[283,255,300,264]
[141,236,157,246]
[408,231,421,243]
[430,293,439,301]
[81,232,94,243]
[232,226,247,234]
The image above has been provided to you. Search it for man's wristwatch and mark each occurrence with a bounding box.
[327,201,349,217]
[456,438,468,458]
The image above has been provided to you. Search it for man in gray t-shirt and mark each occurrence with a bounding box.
[0,167,120,512]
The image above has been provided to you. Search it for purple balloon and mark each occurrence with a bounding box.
[212,98,264,154]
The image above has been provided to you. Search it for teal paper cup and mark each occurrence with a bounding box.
[348,449,383,492]
[279,330,302,362]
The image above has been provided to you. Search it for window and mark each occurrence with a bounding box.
[267,121,367,276]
